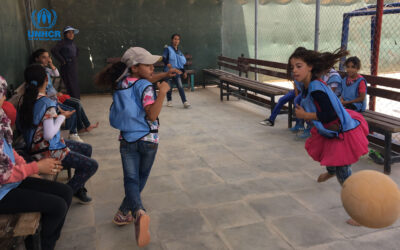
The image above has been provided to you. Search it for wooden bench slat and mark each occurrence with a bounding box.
[368,87,400,102]
[364,118,400,133]
[244,66,288,79]
[220,76,287,96]
[363,74,400,89]
[362,114,400,127]
[13,213,41,237]
[363,110,400,123]
[218,56,238,64]
[239,57,287,70]
[217,62,241,71]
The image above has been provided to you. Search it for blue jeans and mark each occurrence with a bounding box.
[119,140,158,214]
[63,98,91,131]
[167,75,187,103]
[269,90,295,122]
[326,165,352,185]
[59,103,77,134]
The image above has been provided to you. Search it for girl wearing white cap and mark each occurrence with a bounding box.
[51,26,81,99]
[95,47,179,247]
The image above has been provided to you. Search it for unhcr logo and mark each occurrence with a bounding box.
[28,8,61,41]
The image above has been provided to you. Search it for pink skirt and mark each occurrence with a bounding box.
[305,109,369,166]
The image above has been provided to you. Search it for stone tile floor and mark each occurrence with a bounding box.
[55,87,400,250]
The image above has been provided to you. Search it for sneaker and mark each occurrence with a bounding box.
[74,187,92,204]
[297,128,311,139]
[68,133,84,143]
[113,210,134,226]
[290,122,304,132]
[368,150,384,165]
[167,101,173,107]
[183,101,191,109]
[134,210,150,247]
[259,119,274,126]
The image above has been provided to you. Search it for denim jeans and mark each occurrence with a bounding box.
[167,75,187,103]
[62,139,98,193]
[269,90,295,122]
[63,98,91,131]
[326,165,352,185]
[58,103,77,134]
[119,140,158,214]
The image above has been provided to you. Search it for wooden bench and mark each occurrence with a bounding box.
[212,56,293,127]
[0,213,41,250]
[360,74,400,174]
[107,54,196,91]
[202,55,241,87]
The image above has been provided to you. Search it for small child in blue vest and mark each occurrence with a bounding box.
[323,68,342,97]
[291,48,369,226]
[95,47,173,247]
[341,57,367,112]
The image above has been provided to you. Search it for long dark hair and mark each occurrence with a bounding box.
[29,48,47,64]
[94,62,127,90]
[287,47,348,80]
[20,64,47,128]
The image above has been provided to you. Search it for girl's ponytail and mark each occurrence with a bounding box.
[94,62,127,90]
[20,64,47,129]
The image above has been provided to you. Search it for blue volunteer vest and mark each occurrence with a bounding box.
[23,96,66,153]
[341,76,367,112]
[294,80,303,93]
[164,46,186,72]
[46,72,58,101]
[301,79,360,138]
[0,139,21,200]
[323,69,342,96]
[109,78,157,142]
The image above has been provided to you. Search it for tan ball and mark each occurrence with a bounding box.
[341,170,400,228]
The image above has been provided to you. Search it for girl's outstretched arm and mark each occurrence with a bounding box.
[144,81,170,122]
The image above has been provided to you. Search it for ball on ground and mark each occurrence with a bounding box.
[341,170,400,228]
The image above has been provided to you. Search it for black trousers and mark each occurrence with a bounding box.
[0,177,73,250]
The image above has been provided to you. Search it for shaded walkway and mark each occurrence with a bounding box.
[55,87,400,250]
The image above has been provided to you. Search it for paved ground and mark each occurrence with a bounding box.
[55,87,400,250]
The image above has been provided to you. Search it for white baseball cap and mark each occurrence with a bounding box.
[121,47,161,67]
[115,47,161,82]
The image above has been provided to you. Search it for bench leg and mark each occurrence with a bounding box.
[271,96,276,111]
[384,131,392,175]
[220,80,223,102]
[190,74,195,91]
[227,83,230,101]
[288,99,293,129]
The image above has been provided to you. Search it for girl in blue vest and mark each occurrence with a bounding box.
[340,56,367,112]
[31,49,99,141]
[297,67,343,139]
[0,76,72,250]
[95,47,174,247]
[323,68,342,97]
[18,65,98,204]
[162,33,191,108]
[290,48,369,226]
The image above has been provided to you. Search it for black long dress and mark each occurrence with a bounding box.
[51,38,80,99]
